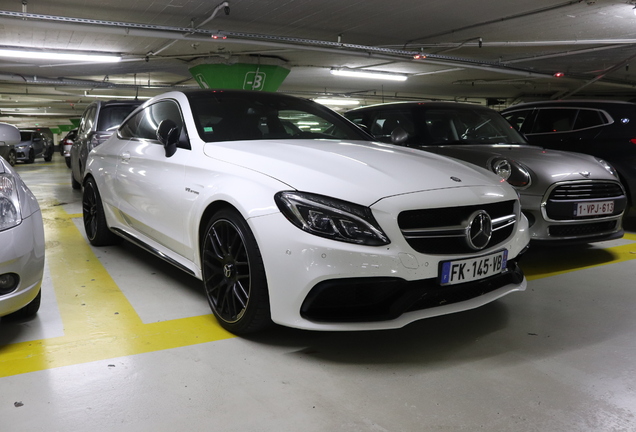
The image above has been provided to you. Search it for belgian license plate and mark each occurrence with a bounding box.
[575,200,614,217]
[440,250,508,286]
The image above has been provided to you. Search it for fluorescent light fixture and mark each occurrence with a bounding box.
[330,68,408,82]
[0,112,73,116]
[0,48,121,63]
[313,98,360,106]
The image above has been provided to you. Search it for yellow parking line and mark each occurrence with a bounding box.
[0,205,233,378]
[522,235,636,281]
[2,205,636,377]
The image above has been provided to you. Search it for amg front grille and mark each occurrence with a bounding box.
[545,181,626,220]
[398,200,517,254]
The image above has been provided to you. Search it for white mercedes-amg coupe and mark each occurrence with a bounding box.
[83,90,530,334]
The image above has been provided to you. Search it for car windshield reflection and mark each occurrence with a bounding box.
[186,91,371,143]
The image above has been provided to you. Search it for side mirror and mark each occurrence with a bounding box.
[156,119,180,158]
[391,126,409,145]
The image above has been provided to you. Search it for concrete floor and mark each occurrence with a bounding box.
[2,156,636,432]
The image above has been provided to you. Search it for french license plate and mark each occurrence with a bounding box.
[440,250,508,286]
[575,200,614,217]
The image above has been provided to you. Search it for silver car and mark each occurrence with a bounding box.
[16,129,54,163]
[0,147,45,319]
[345,101,627,244]
[0,122,19,166]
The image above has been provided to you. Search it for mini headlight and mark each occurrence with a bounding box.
[0,173,22,231]
[491,158,531,188]
[594,157,617,177]
[275,191,390,246]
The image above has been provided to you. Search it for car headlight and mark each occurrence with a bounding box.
[491,158,531,188]
[0,173,22,231]
[594,157,617,177]
[275,191,390,246]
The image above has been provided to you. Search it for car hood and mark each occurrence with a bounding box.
[428,144,615,181]
[204,139,510,205]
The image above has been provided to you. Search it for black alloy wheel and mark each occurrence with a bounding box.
[82,177,119,246]
[7,150,16,166]
[202,209,271,334]
[27,148,35,164]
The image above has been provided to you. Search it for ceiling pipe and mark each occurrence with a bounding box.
[149,1,230,56]
[558,51,636,99]
[403,39,636,48]
[403,0,586,48]
[0,72,197,89]
[0,12,558,80]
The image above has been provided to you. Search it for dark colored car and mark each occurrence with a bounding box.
[15,130,54,163]
[345,101,627,244]
[71,100,142,189]
[60,128,78,168]
[501,100,636,210]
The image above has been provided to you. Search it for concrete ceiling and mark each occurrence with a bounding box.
[2,0,636,129]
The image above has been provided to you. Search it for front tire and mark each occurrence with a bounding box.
[7,150,16,166]
[27,149,35,164]
[202,208,271,334]
[82,177,119,246]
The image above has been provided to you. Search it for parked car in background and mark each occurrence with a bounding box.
[71,99,142,189]
[0,122,20,166]
[0,136,45,320]
[15,129,54,163]
[501,100,636,212]
[60,128,78,168]
[345,101,627,244]
[82,89,530,334]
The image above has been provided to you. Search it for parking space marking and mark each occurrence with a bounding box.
[522,232,636,281]
[0,205,234,379]
[2,203,636,378]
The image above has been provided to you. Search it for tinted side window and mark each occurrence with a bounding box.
[502,109,533,132]
[531,108,577,133]
[367,110,416,143]
[79,105,97,135]
[119,101,183,142]
[573,109,607,130]
[97,105,140,132]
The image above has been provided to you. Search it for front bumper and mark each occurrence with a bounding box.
[250,189,530,331]
[520,185,626,244]
[0,211,45,317]
[14,147,29,162]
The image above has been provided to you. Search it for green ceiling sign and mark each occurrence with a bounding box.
[189,64,290,92]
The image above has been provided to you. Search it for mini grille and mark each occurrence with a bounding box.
[545,181,626,221]
[398,200,517,254]
[549,181,624,201]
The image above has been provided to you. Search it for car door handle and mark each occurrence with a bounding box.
[120,151,130,163]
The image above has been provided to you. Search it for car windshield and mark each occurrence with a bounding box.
[368,106,527,146]
[186,91,371,143]
[19,132,33,141]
